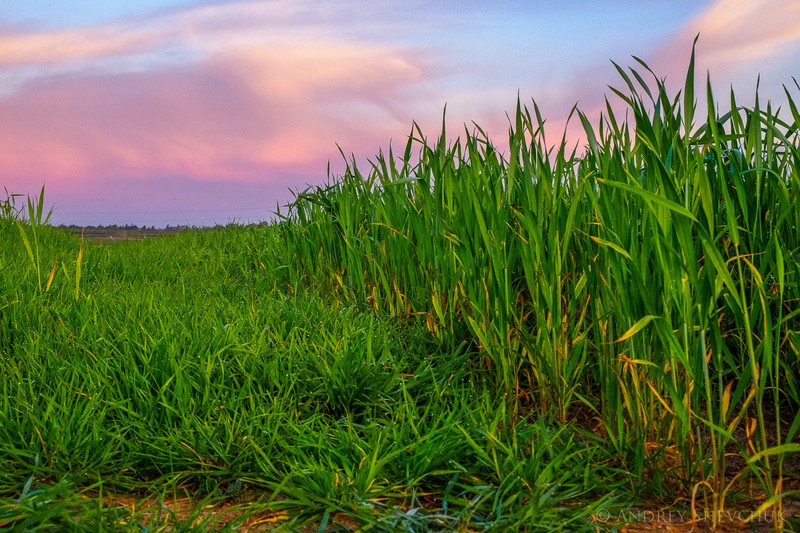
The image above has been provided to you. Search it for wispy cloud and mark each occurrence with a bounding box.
[0,1,435,192]
[651,0,800,93]
[679,0,800,59]
[540,0,800,149]
[0,26,162,66]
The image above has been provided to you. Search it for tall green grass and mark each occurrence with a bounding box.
[280,50,800,527]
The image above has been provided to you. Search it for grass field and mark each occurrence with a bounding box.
[1,53,799,531]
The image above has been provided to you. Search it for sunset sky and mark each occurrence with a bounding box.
[1,0,798,227]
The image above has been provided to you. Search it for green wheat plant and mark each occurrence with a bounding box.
[14,185,55,293]
[0,187,22,222]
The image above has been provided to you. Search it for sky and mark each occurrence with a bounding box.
[1,0,799,227]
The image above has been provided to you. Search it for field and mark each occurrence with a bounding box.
[1,54,800,531]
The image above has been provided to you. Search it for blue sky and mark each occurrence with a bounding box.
[0,0,797,227]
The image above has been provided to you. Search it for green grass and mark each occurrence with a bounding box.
[1,49,799,531]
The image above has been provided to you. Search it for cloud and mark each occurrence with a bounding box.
[0,26,164,66]
[538,0,800,151]
[0,2,440,199]
[0,1,325,67]
[680,0,800,59]
[650,0,800,93]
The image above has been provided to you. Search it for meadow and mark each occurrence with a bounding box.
[1,52,799,531]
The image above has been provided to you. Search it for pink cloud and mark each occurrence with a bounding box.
[0,35,435,200]
[0,68,259,183]
[677,0,800,60]
[0,1,304,67]
[0,2,555,210]
[0,24,170,67]
[537,0,800,152]
[648,0,800,97]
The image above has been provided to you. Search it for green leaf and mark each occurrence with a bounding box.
[590,236,631,260]
[616,315,659,343]
[596,178,698,222]
[747,443,800,464]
